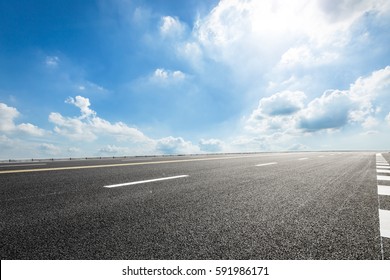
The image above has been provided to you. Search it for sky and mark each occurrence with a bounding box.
[1,0,390,159]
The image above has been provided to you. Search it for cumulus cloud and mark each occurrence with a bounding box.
[199,138,224,152]
[17,123,46,137]
[0,103,19,132]
[298,90,353,132]
[246,91,306,133]
[0,103,46,136]
[258,91,306,116]
[156,136,199,154]
[247,65,390,134]
[152,68,186,83]
[39,143,61,156]
[191,0,388,60]
[160,16,185,37]
[50,96,151,143]
[66,96,96,119]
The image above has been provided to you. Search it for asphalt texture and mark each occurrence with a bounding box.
[0,152,388,260]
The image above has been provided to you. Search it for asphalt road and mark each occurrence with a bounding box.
[1,152,389,260]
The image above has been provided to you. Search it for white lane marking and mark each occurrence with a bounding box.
[318,155,325,158]
[298,157,308,160]
[377,166,390,170]
[377,175,390,181]
[377,164,390,167]
[255,162,278,167]
[103,175,189,188]
[378,185,390,196]
[377,169,390,174]
[0,163,47,168]
[379,209,390,238]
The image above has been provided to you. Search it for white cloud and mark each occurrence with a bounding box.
[298,90,353,132]
[199,138,224,152]
[0,103,19,132]
[45,56,60,67]
[246,66,390,135]
[156,136,199,154]
[153,68,185,80]
[17,123,46,137]
[279,46,339,67]
[50,96,151,143]
[66,96,96,119]
[246,91,306,133]
[160,16,185,37]
[362,116,379,129]
[175,0,390,89]
[39,143,61,156]
[154,68,169,79]
[258,91,306,116]
[0,103,47,136]
[386,113,390,125]
[49,112,95,141]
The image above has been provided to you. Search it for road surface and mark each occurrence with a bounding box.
[1,152,389,259]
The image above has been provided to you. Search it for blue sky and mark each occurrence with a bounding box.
[1,0,390,159]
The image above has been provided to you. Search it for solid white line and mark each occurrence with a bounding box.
[377,175,390,181]
[0,163,47,168]
[377,169,390,174]
[379,209,390,238]
[103,175,189,188]
[255,162,278,167]
[298,158,308,160]
[378,185,390,196]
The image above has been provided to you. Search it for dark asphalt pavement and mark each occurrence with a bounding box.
[1,152,389,259]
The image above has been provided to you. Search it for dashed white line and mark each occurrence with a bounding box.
[298,158,309,161]
[379,210,390,238]
[377,169,390,174]
[103,175,189,188]
[377,175,390,181]
[378,185,390,196]
[255,162,278,167]
[377,166,390,170]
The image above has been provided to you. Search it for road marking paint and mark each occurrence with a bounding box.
[255,162,278,167]
[377,169,390,174]
[0,154,266,174]
[103,175,189,188]
[318,155,325,158]
[0,163,47,168]
[376,164,390,167]
[377,166,390,170]
[379,209,390,238]
[298,157,308,160]
[377,175,390,181]
[378,185,390,196]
